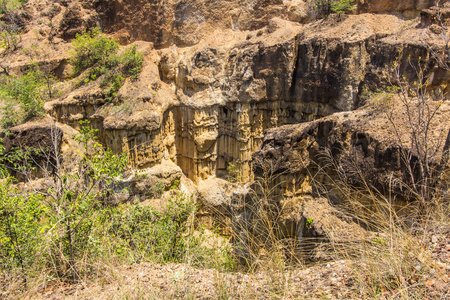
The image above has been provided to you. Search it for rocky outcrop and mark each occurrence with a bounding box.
[1,0,441,185]
[3,0,450,265]
[252,98,450,201]
[11,2,448,236]
[111,159,183,204]
[94,0,312,47]
[196,177,236,234]
[228,95,450,261]
[0,119,85,181]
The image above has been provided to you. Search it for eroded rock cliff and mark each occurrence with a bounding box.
[51,18,447,184]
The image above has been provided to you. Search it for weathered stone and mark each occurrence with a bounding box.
[252,98,450,201]
[112,159,183,204]
[196,177,236,234]
[93,0,308,47]
[58,1,98,39]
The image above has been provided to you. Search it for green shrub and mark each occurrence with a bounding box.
[0,0,27,14]
[0,23,21,50]
[105,195,234,270]
[41,121,127,280]
[309,0,355,17]
[227,162,241,182]
[0,0,27,50]
[108,197,197,264]
[70,28,144,100]
[101,71,124,102]
[70,27,119,77]
[330,0,354,13]
[0,69,46,126]
[121,45,143,79]
[0,179,46,272]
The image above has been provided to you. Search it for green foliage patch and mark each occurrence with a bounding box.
[330,0,354,13]
[70,28,144,101]
[0,22,21,51]
[0,0,27,14]
[0,179,46,272]
[309,0,355,17]
[70,28,119,78]
[0,0,27,50]
[0,68,50,127]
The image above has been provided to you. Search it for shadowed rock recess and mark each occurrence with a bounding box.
[3,0,450,260]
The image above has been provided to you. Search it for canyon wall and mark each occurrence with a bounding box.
[48,10,448,183]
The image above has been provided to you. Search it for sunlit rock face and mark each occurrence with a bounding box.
[45,0,448,184]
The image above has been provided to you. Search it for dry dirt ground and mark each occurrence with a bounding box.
[7,229,447,300]
[23,259,449,300]
[24,261,365,299]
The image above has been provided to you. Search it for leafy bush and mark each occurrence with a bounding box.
[0,22,21,50]
[104,195,234,270]
[309,0,355,17]
[330,0,354,13]
[0,69,47,126]
[70,27,119,77]
[2,121,126,279]
[0,142,41,180]
[0,179,46,272]
[1,0,27,50]
[70,28,144,100]
[0,0,27,14]
[121,45,143,79]
[108,196,196,263]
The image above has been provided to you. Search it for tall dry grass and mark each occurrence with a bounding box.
[316,145,450,298]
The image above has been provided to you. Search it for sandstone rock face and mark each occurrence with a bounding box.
[47,11,448,184]
[94,0,310,47]
[0,119,84,180]
[252,98,450,201]
[21,0,445,188]
[58,1,98,39]
[230,96,450,261]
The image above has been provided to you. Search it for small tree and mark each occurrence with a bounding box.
[382,54,448,212]
[0,68,46,126]
[308,0,355,18]
[0,179,46,274]
[0,22,21,50]
[40,120,127,280]
[0,120,128,280]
